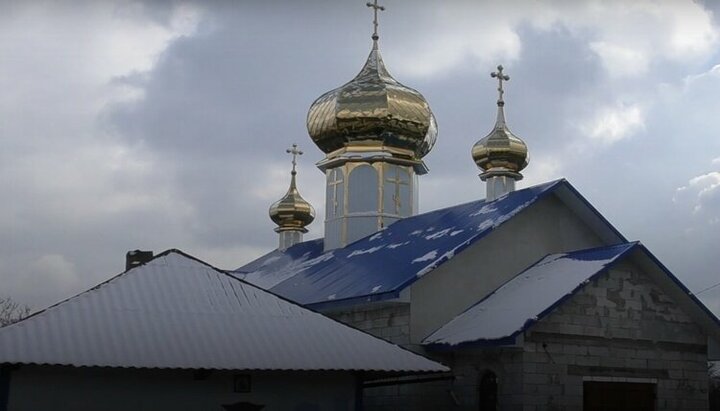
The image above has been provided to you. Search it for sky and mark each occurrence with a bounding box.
[1,0,719,316]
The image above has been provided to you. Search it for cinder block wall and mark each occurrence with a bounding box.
[522,264,709,411]
[331,303,411,346]
[329,304,456,410]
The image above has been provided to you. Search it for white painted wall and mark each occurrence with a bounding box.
[5,365,356,411]
[410,194,607,342]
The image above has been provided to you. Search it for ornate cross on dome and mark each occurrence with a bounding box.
[286,144,303,174]
[491,65,510,105]
[366,0,385,41]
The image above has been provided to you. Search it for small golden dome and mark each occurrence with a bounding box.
[269,145,315,232]
[307,42,437,159]
[471,111,529,172]
[269,171,315,232]
[472,65,528,173]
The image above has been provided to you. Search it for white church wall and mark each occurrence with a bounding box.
[410,194,607,343]
[5,365,356,411]
[521,263,710,410]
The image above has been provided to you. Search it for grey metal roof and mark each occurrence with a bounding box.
[0,250,447,373]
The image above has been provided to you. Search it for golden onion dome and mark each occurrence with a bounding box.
[307,41,437,159]
[269,169,315,232]
[472,66,528,173]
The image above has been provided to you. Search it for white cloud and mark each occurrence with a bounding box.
[589,41,649,77]
[582,102,645,144]
[389,0,718,79]
[521,155,563,188]
[675,171,720,223]
[712,157,720,165]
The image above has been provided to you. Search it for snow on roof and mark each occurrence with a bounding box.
[236,179,565,308]
[0,250,447,374]
[422,243,637,348]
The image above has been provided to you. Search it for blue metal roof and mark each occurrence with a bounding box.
[422,242,638,348]
[236,179,564,308]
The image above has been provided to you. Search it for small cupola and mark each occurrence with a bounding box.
[269,144,315,251]
[472,65,529,201]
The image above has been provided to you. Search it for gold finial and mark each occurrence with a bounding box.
[286,144,303,175]
[366,0,385,43]
[491,65,510,106]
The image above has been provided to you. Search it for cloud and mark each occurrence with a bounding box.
[581,102,645,144]
[589,42,649,77]
[676,171,720,220]
[28,254,79,290]
[384,0,718,80]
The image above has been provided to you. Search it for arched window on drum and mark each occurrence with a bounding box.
[348,164,378,213]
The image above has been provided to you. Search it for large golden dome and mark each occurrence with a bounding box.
[269,170,315,233]
[307,42,437,159]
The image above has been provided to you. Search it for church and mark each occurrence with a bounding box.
[236,2,720,410]
[1,2,720,411]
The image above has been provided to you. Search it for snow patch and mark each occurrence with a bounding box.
[327,294,336,300]
[416,265,436,277]
[371,285,382,293]
[387,241,410,249]
[413,250,438,263]
[423,250,625,346]
[303,252,335,268]
[243,252,334,289]
[369,232,384,241]
[469,204,498,217]
[425,228,453,240]
[494,200,533,226]
[260,256,282,267]
[477,220,494,231]
[348,246,384,258]
[410,230,423,236]
[450,230,464,236]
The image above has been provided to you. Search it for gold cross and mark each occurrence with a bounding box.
[286,144,303,174]
[491,65,510,105]
[328,169,344,216]
[366,0,385,41]
[386,168,408,213]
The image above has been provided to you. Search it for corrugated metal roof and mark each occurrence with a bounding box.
[0,250,447,373]
[236,179,564,308]
[422,243,637,348]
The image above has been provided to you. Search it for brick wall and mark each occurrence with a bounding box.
[328,303,456,410]
[522,265,709,410]
[330,303,411,346]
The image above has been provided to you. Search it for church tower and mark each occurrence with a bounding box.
[306,1,438,251]
[472,65,529,200]
[269,144,315,251]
